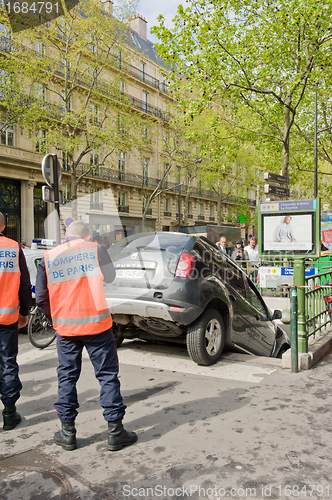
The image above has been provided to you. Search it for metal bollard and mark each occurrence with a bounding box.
[290,286,298,373]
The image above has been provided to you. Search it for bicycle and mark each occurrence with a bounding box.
[28,305,56,348]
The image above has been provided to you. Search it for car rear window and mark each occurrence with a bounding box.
[108,232,191,287]
[109,233,189,259]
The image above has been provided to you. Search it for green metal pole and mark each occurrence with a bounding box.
[290,287,298,373]
[293,259,308,353]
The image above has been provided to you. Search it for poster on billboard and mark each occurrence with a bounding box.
[262,213,314,252]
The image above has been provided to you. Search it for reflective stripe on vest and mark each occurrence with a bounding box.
[0,237,20,324]
[0,306,19,314]
[53,310,110,326]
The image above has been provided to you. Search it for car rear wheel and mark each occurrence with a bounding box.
[186,309,225,366]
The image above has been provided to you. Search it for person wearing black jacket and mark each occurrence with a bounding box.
[0,212,32,430]
[216,235,232,256]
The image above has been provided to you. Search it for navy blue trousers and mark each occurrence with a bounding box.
[0,322,22,407]
[54,329,126,423]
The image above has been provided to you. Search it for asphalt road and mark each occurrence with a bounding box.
[3,333,330,499]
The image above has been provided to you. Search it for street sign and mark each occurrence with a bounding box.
[42,154,62,188]
[64,217,75,227]
[264,172,289,184]
[264,184,290,197]
[42,186,63,204]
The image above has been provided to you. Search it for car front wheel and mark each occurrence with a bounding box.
[186,309,225,366]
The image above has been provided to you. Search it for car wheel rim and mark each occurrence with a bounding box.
[204,319,222,355]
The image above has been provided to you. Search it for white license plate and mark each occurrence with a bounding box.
[116,269,146,278]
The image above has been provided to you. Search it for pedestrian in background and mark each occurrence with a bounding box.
[0,212,32,430]
[231,239,246,267]
[35,221,137,451]
[244,237,260,282]
[216,235,232,256]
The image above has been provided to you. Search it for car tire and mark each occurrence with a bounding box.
[112,324,125,347]
[186,309,225,366]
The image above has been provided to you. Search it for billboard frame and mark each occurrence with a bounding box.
[258,199,321,259]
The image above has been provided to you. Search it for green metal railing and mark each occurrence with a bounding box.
[305,265,332,341]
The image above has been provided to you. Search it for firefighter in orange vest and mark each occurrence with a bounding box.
[0,212,32,430]
[35,221,137,451]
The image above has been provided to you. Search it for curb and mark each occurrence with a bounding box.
[281,331,332,370]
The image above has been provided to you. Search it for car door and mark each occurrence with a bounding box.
[219,256,254,351]
[243,277,276,356]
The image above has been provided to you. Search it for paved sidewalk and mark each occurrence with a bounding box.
[1,339,332,499]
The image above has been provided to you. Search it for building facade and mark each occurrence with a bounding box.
[0,6,256,245]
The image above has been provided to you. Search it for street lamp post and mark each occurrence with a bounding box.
[314,84,318,199]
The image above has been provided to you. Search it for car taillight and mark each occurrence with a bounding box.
[175,253,194,278]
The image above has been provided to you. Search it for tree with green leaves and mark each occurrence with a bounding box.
[152,0,332,178]
[0,0,141,218]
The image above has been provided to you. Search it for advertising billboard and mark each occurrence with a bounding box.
[258,199,320,258]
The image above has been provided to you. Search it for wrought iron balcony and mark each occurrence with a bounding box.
[198,215,205,220]
[118,205,129,213]
[164,211,172,217]
[90,202,103,210]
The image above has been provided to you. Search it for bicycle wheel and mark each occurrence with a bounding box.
[28,306,56,349]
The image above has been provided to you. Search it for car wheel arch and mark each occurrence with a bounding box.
[202,298,230,343]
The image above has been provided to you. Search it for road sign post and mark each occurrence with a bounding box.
[42,154,62,245]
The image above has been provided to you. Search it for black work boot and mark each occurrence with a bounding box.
[108,420,137,451]
[3,405,21,431]
[54,422,77,451]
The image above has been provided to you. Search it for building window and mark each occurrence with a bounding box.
[165,198,169,211]
[142,124,149,140]
[142,158,149,186]
[198,203,203,215]
[63,183,71,202]
[210,205,214,217]
[118,191,126,206]
[35,129,47,153]
[63,152,70,172]
[119,80,125,93]
[140,62,146,82]
[1,121,14,146]
[91,188,100,203]
[142,91,148,112]
[35,41,45,55]
[34,83,46,101]
[118,114,126,133]
[90,103,99,125]
[90,188,103,210]
[90,151,99,176]
[118,151,126,181]
[188,202,192,215]
[118,191,129,212]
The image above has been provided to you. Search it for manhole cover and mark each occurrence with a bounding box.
[0,466,72,500]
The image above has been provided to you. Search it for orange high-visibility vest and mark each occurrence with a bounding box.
[44,238,112,336]
[0,236,20,325]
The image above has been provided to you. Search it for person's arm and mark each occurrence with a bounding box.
[97,245,116,283]
[18,247,32,316]
[35,257,52,324]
